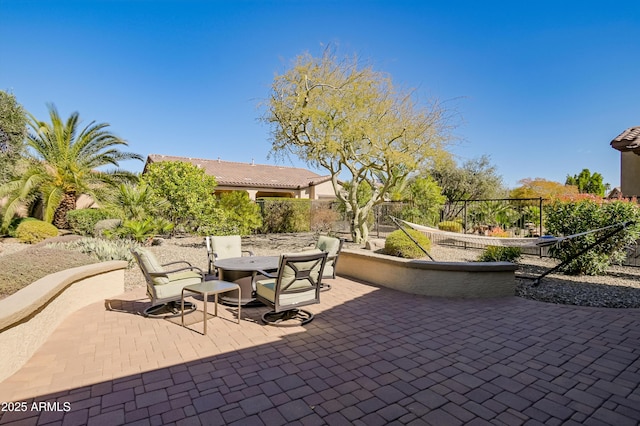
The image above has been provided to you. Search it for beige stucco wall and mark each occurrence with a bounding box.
[621,152,640,197]
[313,180,338,199]
[336,249,516,298]
[0,261,127,383]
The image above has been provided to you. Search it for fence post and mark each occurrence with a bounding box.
[539,197,543,258]
[463,200,468,250]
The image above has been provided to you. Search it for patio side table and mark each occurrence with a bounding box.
[181,280,241,335]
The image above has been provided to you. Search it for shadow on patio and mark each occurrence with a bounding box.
[1,276,639,425]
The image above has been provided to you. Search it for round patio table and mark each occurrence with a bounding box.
[214,256,280,306]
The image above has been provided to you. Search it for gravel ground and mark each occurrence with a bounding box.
[2,233,640,308]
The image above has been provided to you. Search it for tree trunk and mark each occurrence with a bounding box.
[350,205,370,244]
[52,192,76,229]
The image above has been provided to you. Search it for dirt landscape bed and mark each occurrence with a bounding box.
[2,232,640,308]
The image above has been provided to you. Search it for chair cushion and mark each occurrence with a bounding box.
[316,236,340,277]
[256,279,316,306]
[210,235,242,259]
[280,249,324,284]
[154,274,204,300]
[316,236,341,256]
[133,247,169,285]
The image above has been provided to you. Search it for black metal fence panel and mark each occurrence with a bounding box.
[297,198,640,267]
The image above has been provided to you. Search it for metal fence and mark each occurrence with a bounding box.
[307,198,640,267]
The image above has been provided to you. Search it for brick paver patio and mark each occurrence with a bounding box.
[1,276,639,425]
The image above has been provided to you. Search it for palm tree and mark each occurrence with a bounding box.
[0,104,143,230]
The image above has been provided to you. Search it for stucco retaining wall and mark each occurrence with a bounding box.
[336,249,516,298]
[0,261,127,383]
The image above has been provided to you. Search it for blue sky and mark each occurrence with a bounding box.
[1,0,639,190]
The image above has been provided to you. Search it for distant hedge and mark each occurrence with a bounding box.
[258,198,311,233]
[66,208,114,236]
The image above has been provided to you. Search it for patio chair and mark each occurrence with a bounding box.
[205,235,254,276]
[255,250,328,326]
[304,235,344,292]
[314,235,344,279]
[131,247,203,317]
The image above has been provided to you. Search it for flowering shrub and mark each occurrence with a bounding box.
[544,199,640,275]
[487,227,509,238]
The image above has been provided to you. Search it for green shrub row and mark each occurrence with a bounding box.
[258,198,311,233]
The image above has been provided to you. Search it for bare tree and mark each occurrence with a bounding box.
[263,48,454,242]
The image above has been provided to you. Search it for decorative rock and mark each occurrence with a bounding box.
[365,238,385,251]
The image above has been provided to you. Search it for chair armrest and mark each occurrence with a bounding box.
[162,260,193,268]
[256,269,277,279]
[242,250,254,256]
[150,265,205,278]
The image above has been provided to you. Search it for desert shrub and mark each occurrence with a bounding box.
[105,218,174,243]
[47,237,137,266]
[15,219,58,243]
[438,221,463,233]
[488,226,509,238]
[544,199,640,275]
[66,208,114,236]
[218,191,262,235]
[384,228,432,259]
[259,198,311,233]
[5,217,37,237]
[477,246,522,262]
[310,202,339,233]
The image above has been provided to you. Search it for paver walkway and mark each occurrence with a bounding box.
[1,276,639,425]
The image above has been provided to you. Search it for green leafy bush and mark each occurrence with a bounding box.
[218,191,262,235]
[544,199,640,275]
[15,219,58,243]
[259,198,311,233]
[384,228,431,259]
[141,161,223,234]
[438,221,463,233]
[66,208,114,236]
[477,246,522,262]
[47,237,137,266]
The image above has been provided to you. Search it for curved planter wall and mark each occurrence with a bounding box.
[336,249,517,299]
[0,261,127,383]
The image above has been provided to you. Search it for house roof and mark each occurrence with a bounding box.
[145,154,333,189]
[610,126,640,155]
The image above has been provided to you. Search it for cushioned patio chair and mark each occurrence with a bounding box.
[205,235,254,276]
[314,235,344,279]
[255,250,327,326]
[131,247,203,317]
[305,235,344,292]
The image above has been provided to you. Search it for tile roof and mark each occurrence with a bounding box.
[610,126,640,155]
[146,154,332,189]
